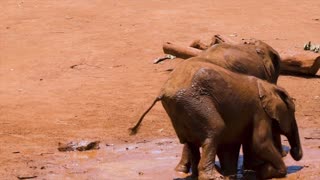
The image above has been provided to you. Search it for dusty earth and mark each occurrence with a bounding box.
[0,0,319,179]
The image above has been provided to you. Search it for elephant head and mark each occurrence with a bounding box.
[251,40,281,84]
[258,81,303,161]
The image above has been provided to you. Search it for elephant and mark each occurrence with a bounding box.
[175,40,283,174]
[196,40,280,84]
[130,59,302,179]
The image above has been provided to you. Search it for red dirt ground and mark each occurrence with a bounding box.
[0,0,319,179]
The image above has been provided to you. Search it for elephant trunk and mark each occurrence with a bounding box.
[287,121,303,161]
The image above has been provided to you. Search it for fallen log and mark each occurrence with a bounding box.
[163,42,202,59]
[162,41,320,76]
[280,50,320,76]
[162,35,241,59]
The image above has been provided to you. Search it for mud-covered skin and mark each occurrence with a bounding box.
[159,60,302,179]
[176,40,283,175]
[197,40,280,83]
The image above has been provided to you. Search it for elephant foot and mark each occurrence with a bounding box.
[256,163,287,179]
[175,163,191,173]
[198,169,222,180]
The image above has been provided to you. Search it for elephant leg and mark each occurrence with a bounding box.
[255,141,287,179]
[242,142,264,180]
[243,138,286,179]
[253,145,287,179]
[252,120,287,179]
[243,130,286,172]
[175,144,191,173]
[243,142,259,170]
[217,143,241,176]
[186,143,200,177]
[198,138,221,180]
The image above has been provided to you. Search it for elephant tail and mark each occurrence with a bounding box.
[129,95,163,135]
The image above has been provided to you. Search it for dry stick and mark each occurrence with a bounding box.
[162,35,238,60]
[17,176,37,180]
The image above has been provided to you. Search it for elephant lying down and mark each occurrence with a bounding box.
[130,59,302,179]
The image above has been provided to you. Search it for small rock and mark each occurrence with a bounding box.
[76,141,100,151]
[138,171,144,175]
[58,141,100,152]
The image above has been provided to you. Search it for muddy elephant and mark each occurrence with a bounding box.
[175,40,283,174]
[196,40,280,84]
[130,60,302,179]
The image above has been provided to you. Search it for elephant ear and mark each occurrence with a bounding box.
[258,81,295,122]
[258,80,281,122]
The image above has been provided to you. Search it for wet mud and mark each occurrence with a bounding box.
[3,138,318,179]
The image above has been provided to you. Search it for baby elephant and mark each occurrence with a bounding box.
[130,59,302,179]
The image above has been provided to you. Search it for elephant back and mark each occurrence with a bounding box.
[197,41,281,84]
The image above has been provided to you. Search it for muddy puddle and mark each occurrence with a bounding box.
[15,138,316,179]
[32,139,186,179]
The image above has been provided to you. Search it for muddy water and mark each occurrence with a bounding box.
[41,139,187,179]
[32,138,319,179]
[92,139,187,179]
